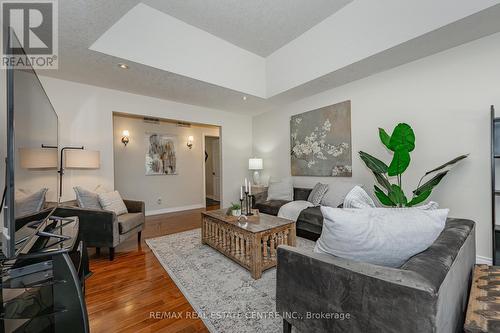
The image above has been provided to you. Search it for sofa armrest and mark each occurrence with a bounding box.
[55,206,119,248]
[124,199,145,214]
[276,246,436,333]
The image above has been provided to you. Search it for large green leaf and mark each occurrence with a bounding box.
[373,172,391,192]
[388,184,407,207]
[359,151,388,174]
[379,128,391,150]
[407,190,432,207]
[387,149,410,176]
[424,154,469,176]
[389,123,415,152]
[374,185,395,206]
[413,171,448,195]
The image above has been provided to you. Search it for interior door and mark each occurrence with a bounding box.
[211,138,221,201]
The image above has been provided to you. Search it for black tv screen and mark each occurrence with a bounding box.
[1,30,59,259]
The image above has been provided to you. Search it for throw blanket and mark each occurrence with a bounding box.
[278,200,315,221]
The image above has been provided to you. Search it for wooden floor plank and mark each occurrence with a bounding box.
[85,206,219,333]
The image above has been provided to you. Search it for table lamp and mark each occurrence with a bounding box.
[248,158,263,185]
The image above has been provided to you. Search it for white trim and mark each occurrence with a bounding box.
[145,204,205,216]
[476,255,492,265]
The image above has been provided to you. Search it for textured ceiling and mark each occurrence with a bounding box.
[37,0,350,114]
[143,0,352,56]
[37,0,273,115]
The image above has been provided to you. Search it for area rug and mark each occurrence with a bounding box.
[146,229,315,333]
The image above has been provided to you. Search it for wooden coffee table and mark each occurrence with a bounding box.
[201,209,296,279]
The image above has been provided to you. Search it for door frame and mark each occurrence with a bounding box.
[202,133,222,206]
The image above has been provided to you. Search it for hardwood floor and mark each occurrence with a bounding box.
[85,206,219,333]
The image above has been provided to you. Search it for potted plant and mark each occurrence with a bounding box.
[359,123,468,207]
[230,202,241,216]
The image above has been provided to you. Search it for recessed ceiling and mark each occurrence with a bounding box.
[37,0,273,114]
[143,0,353,57]
[36,1,500,115]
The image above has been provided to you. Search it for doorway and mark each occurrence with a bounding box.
[204,136,221,208]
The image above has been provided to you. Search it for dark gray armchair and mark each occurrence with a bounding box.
[56,200,145,260]
[276,218,475,333]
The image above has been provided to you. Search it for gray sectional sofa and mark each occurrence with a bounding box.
[276,218,476,333]
[253,187,324,240]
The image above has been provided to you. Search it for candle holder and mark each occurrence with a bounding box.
[239,198,244,215]
[244,192,253,216]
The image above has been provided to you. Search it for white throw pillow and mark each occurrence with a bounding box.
[267,178,293,201]
[343,185,375,208]
[98,191,128,216]
[314,207,448,267]
[320,181,360,208]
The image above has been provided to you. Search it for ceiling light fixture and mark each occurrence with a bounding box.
[118,63,129,69]
[242,96,247,101]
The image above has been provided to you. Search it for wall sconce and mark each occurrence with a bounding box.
[187,135,194,149]
[121,130,130,146]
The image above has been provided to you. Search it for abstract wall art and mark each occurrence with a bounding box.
[145,133,177,175]
[290,100,352,177]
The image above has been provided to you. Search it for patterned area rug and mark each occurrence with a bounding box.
[146,229,315,333]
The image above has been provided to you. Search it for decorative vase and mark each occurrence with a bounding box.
[231,209,241,216]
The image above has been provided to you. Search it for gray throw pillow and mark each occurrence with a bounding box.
[15,188,48,217]
[307,183,329,205]
[74,186,102,210]
[98,191,128,216]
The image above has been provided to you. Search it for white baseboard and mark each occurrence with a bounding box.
[476,255,492,265]
[146,204,205,216]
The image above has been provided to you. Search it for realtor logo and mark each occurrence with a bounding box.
[1,0,58,69]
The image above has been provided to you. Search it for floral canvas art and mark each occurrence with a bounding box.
[145,133,177,175]
[290,100,352,177]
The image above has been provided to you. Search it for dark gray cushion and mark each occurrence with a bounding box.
[255,200,290,216]
[118,213,143,234]
[297,207,324,238]
[297,206,323,227]
[294,188,312,201]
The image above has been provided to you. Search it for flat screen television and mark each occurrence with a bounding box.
[1,30,59,259]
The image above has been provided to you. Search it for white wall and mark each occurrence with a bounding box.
[38,76,252,208]
[113,115,219,214]
[266,0,500,97]
[254,32,500,260]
